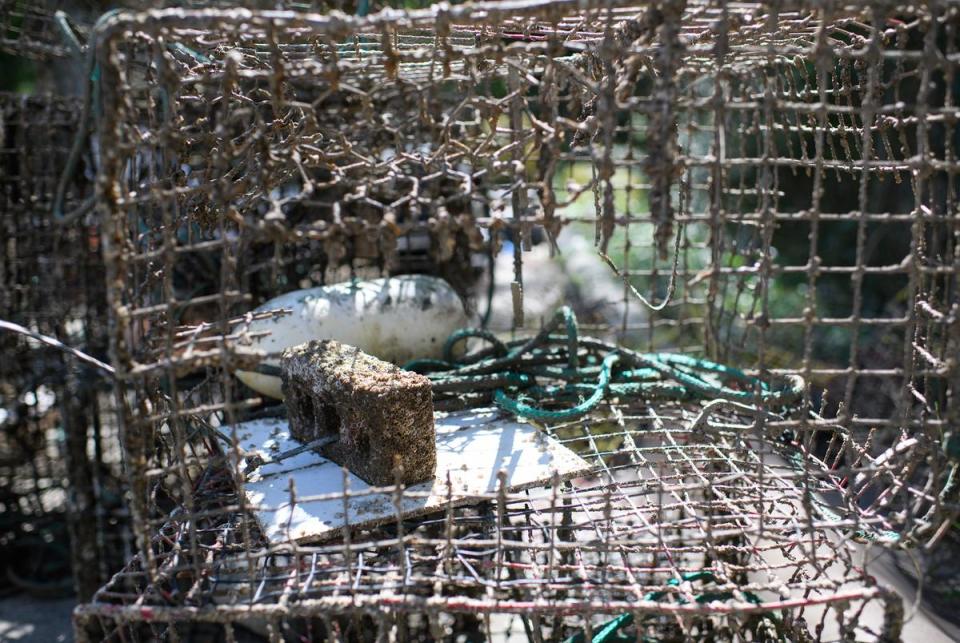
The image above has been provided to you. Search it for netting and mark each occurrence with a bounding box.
[52,0,960,640]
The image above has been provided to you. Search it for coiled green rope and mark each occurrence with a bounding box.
[404,308,914,640]
[405,306,803,421]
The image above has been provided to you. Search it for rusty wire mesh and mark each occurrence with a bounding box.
[0,0,80,60]
[69,0,960,640]
[0,91,129,600]
[0,0,454,62]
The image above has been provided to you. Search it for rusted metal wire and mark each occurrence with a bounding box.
[0,0,83,60]
[0,91,129,600]
[48,0,960,640]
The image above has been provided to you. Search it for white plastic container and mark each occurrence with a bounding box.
[235,275,467,399]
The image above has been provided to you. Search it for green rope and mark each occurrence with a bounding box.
[406,307,904,547]
[405,306,803,422]
[407,307,909,643]
[492,352,620,421]
[562,571,775,643]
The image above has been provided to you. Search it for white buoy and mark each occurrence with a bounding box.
[235,275,468,399]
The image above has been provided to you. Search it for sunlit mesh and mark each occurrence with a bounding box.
[34,0,960,640]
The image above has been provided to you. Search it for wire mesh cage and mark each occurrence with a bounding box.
[72,0,960,640]
[0,0,80,60]
[0,90,129,599]
[0,0,455,63]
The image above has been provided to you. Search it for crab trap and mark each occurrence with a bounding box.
[52,0,960,640]
[0,89,130,600]
[0,0,85,60]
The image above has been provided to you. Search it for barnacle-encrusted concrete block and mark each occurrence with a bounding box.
[280,340,436,486]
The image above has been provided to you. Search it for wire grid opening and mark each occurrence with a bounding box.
[77,0,958,640]
[0,91,129,599]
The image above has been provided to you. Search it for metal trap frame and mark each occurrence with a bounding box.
[0,1,431,65]
[0,90,129,600]
[0,0,83,60]
[78,400,906,641]
[70,0,960,640]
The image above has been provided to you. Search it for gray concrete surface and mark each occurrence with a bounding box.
[0,595,73,642]
[863,547,960,642]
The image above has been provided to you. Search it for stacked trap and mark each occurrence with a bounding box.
[0,89,127,597]
[65,0,960,640]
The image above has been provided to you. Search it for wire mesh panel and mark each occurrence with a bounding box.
[0,0,77,60]
[78,401,906,641]
[76,0,959,640]
[0,92,129,599]
[0,1,417,64]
